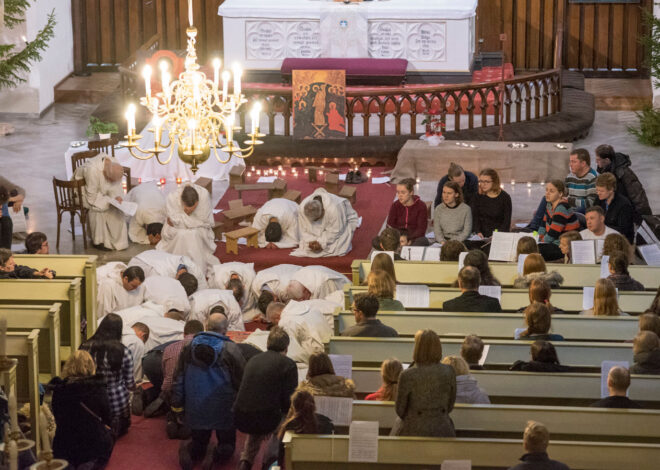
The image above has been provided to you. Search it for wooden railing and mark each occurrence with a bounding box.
[118,34,162,102]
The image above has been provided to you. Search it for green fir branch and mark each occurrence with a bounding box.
[3,0,31,28]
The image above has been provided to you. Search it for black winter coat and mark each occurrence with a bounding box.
[509,360,571,373]
[597,192,635,243]
[598,152,652,222]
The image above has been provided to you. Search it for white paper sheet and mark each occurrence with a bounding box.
[297,364,309,384]
[517,254,528,275]
[212,209,223,214]
[488,232,524,262]
[600,255,610,279]
[339,174,347,181]
[348,421,379,462]
[424,247,441,261]
[478,344,490,366]
[467,234,483,241]
[402,246,424,261]
[571,240,596,265]
[10,243,24,252]
[458,251,468,271]
[329,354,353,379]
[515,223,528,228]
[582,287,595,310]
[395,284,430,308]
[357,216,363,228]
[370,251,394,262]
[638,244,660,266]
[314,396,353,427]
[442,461,472,470]
[478,285,502,301]
[639,221,660,245]
[8,207,26,233]
[243,329,269,351]
[371,176,390,184]
[109,199,138,216]
[601,361,629,398]
[257,176,277,183]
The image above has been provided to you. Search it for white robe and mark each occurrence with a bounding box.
[96,262,144,319]
[278,300,332,363]
[125,182,167,244]
[292,188,359,257]
[251,264,302,300]
[157,183,218,272]
[112,301,164,329]
[251,198,300,248]
[139,316,185,351]
[297,298,342,330]
[122,326,146,381]
[142,275,191,314]
[208,262,257,320]
[290,265,350,300]
[128,249,208,289]
[188,289,244,331]
[74,154,128,250]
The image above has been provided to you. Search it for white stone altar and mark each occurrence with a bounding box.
[218,0,477,73]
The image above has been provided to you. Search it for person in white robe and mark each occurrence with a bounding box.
[292,188,359,257]
[122,322,149,381]
[141,274,196,314]
[157,183,218,272]
[139,311,185,351]
[129,249,208,289]
[208,262,257,321]
[296,298,342,330]
[113,301,164,329]
[251,264,303,316]
[125,182,167,245]
[286,265,350,301]
[251,198,300,248]
[74,153,129,250]
[188,289,244,331]
[96,262,145,319]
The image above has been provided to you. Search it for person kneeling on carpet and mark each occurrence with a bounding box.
[251,197,300,249]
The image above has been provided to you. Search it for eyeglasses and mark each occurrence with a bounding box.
[478,179,492,184]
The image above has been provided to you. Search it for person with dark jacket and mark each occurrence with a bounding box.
[0,177,25,250]
[387,178,429,245]
[471,168,512,237]
[234,327,298,470]
[341,293,398,337]
[443,266,502,313]
[595,145,651,223]
[606,250,644,291]
[0,248,54,279]
[510,340,571,373]
[595,172,635,243]
[590,366,642,409]
[434,162,479,209]
[630,331,660,375]
[508,421,570,470]
[48,350,114,469]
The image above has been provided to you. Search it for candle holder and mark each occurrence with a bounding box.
[8,433,35,453]
[29,450,67,470]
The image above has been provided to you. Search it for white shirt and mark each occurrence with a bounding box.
[122,326,146,381]
[580,226,619,240]
[139,316,185,351]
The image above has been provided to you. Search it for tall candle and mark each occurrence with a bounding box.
[188,119,196,151]
[212,58,221,90]
[222,71,230,103]
[0,317,6,357]
[162,71,171,100]
[226,114,234,144]
[142,65,152,98]
[232,64,242,97]
[188,0,193,27]
[40,409,51,453]
[153,117,162,145]
[7,438,17,470]
[8,391,19,434]
[125,104,136,136]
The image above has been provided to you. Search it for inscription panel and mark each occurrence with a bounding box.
[369,21,446,61]
[246,21,321,60]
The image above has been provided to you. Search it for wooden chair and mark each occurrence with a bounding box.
[52,177,88,250]
[71,149,99,173]
[122,166,133,192]
[87,136,118,157]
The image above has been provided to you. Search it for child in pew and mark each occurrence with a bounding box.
[24,231,49,254]
[365,358,403,401]
[516,279,565,315]
[442,355,490,404]
[630,331,660,375]
[510,340,571,373]
[452,249,501,287]
[515,236,539,258]
[507,420,570,470]
[0,248,54,279]
[558,230,581,264]
[367,270,404,311]
[580,278,628,316]
[440,239,467,262]
[514,302,564,341]
[513,253,563,289]
[461,334,485,371]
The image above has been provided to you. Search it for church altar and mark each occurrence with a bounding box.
[218,0,477,74]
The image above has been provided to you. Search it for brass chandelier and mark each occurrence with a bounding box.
[123,0,263,174]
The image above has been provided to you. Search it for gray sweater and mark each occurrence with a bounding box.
[433,202,472,242]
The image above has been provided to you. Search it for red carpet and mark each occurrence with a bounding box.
[213,167,395,276]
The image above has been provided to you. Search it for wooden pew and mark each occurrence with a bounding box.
[2,304,62,376]
[350,401,660,442]
[344,284,655,313]
[0,278,82,358]
[7,330,41,451]
[0,359,18,408]
[328,337,633,368]
[335,311,639,341]
[283,433,660,470]
[352,259,660,290]
[14,254,98,337]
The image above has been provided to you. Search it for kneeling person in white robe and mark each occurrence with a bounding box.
[208,262,257,321]
[287,265,350,301]
[96,263,145,319]
[251,198,300,249]
[126,182,166,245]
[141,272,198,314]
[139,309,185,351]
[188,288,244,331]
[129,249,208,289]
[292,188,359,257]
[252,264,303,316]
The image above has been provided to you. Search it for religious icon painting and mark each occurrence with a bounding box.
[292,69,346,140]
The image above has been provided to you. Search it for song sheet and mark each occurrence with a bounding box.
[582,287,595,310]
[517,254,528,275]
[329,354,353,379]
[478,285,502,301]
[571,240,596,265]
[395,284,430,308]
[600,255,610,279]
[348,421,379,462]
[314,396,353,426]
[488,232,529,262]
[638,244,660,266]
[370,251,394,262]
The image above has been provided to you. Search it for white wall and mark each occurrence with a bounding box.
[0,0,73,115]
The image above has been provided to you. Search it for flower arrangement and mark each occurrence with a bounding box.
[421,109,446,137]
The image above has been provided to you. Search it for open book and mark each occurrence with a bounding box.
[109,199,138,217]
[638,243,660,266]
[488,232,537,262]
[571,239,605,264]
[401,246,441,261]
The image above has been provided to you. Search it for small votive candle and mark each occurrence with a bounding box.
[138,178,142,184]
[304,169,308,174]
[256,170,261,175]
[278,165,283,170]
[511,180,516,185]
[176,177,182,184]
[247,172,252,177]
[160,178,166,185]
[416,177,420,183]
[526,182,532,188]
[281,171,286,177]
[319,170,324,175]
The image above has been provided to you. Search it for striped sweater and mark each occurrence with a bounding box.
[565,168,598,210]
[538,200,580,245]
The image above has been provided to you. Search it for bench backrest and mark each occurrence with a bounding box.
[335,311,639,341]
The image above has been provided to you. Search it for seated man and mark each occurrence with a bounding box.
[208,262,257,320]
[286,265,350,302]
[251,198,300,249]
[188,289,244,331]
[125,181,167,245]
[508,421,569,470]
[0,248,54,279]
[580,206,619,241]
[590,366,642,409]
[340,293,398,337]
[96,263,145,318]
[595,172,635,243]
[74,153,128,251]
[129,249,208,289]
[122,321,150,381]
[443,266,502,313]
[292,187,359,257]
[251,264,302,315]
[141,272,198,314]
[24,232,49,254]
[158,184,218,272]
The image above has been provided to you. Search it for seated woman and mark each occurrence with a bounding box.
[514,302,564,341]
[630,331,660,375]
[365,358,403,401]
[602,233,634,261]
[391,329,456,437]
[510,340,570,373]
[387,178,429,246]
[371,252,397,283]
[440,240,467,262]
[537,180,581,261]
[434,162,478,209]
[580,278,627,316]
[471,168,512,239]
[48,350,114,469]
[0,248,54,279]
[516,278,564,314]
[298,352,356,398]
[515,236,538,259]
[596,172,635,243]
[462,249,501,286]
[607,251,644,291]
[433,181,472,243]
[513,253,564,289]
[558,231,582,264]
[640,311,660,337]
[367,270,404,311]
[441,355,490,404]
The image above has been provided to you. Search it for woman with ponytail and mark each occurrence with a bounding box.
[365,358,403,401]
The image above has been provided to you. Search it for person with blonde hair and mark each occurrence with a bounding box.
[515,236,538,258]
[367,270,404,311]
[513,253,564,289]
[48,350,114,468]
[441,355,490,404]
[581,278,627,316]
[558,230,582,264]
[630,331,660,375]
[371,252,397,283]
[515,302,564,341]
[391,329,456,437]
[472,168,512,238]
[365,358,403,401]
[508,421,570,470]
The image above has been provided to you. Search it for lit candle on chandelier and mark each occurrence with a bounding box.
[222,71,230,103]
[212,58,221,90]
[193,75,201,105]
[256,170,261,176]
[125,104,136,136]
[226,114,234,144]
[162,70,171,100]
[153,116,162,146]
[142,65,152,98]
[251,102,262,134]
[188,119,197,150]
[232,64,242,98]
[188,0,194,27]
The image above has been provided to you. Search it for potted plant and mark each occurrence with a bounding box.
[86,117,118,140]
[421,109,446,146]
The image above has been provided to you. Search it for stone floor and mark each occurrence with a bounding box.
[0,104,658,261]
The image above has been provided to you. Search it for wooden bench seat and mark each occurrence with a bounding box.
[235,178,287,200]
[225,226,259,255]
[334,311,639,341]
[222,205,258,230]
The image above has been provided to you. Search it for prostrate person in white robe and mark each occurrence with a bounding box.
[251,264,303,316]
[113,301,164,328]
[74,153,129,251]
[188,289,244,331]
[158,184,218,272]
[296,298,343,329]
[122,321,149,381]
[96,263,145,319]
[125,181,166,245]
[251,198,300,248]
[128,249,208,289]
[286,265,350,301]
[292,188,359,257]
[208,262,258,321]
[139,309,185,351]
[141,272,198,314]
